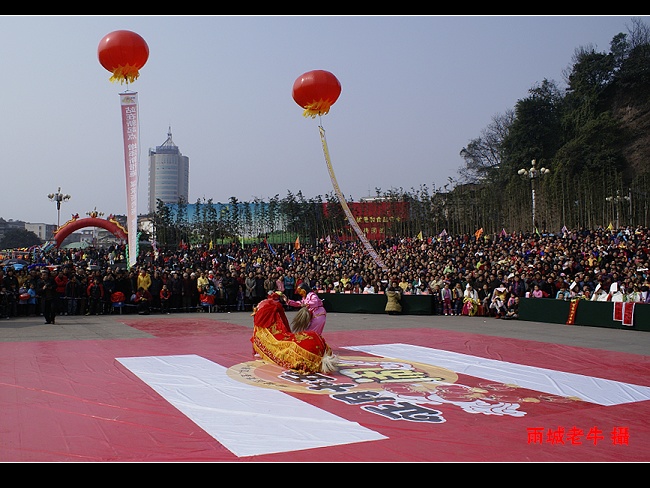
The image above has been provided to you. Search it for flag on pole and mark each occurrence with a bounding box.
[295,236,301,250]
[561,225,568,235]
[208,239,213,250]
[499,228,507,238]
[474,228,484,239]
[607,222,613,231]
[417,231,423,240]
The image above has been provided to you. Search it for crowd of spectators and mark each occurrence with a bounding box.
[1,225,649,320]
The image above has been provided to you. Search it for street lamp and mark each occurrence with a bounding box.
[518,159,550,232]
[48,187,71,227]
[606,189,631,230]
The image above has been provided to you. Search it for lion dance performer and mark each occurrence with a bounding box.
[284,282,327,334]
[250,291,338,374]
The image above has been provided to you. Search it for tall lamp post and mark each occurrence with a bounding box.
[518,159,550,232]
[606,189,631,230]
[48,187,71,228]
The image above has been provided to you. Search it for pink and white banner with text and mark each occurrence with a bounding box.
[120,91,139,268]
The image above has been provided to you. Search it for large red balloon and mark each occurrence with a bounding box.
[292,70,341,118]
[98,30,149,84]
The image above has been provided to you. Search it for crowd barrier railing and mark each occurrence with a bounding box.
[320,292,649,331]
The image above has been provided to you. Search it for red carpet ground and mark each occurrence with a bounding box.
[1,317,648,462]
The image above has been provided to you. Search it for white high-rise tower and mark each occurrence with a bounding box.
[147,127,189,213]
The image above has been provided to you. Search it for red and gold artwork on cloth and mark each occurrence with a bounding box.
[251,295,332,374]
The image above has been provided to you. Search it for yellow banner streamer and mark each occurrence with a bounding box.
[319,126,388,272]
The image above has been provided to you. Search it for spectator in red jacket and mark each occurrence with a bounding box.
[134,286,153,315]
[53,269,69,315]
[160,284,172,314]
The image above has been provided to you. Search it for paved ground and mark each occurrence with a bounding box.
[1,309,648,356]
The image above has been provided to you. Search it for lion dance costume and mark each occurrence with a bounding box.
[250,292,337,374]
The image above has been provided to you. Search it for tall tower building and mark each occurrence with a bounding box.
[147,127,190,213]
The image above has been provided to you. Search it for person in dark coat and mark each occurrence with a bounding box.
[540,275,558,299]
[2,268,19,318]
[181,272,195,312]
[65,275,81,316]
[40,269,58,324]
[168,271,183,312]
[188,272,200,312]
[254,272,266,306]
[223,271,240,312]
[86,277,104,316]
[149,270,163,313]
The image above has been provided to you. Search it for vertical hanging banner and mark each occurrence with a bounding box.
[120,92,139,268]
[319,126,388,271]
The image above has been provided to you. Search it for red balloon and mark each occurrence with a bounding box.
[292,70,341,118]
[98,30,149,84]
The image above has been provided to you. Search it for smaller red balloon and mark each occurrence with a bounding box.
[292,70,341,118]
[98,30,149,84]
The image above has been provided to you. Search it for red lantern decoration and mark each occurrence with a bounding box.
[98,30,149,84]
[292,70,341,118]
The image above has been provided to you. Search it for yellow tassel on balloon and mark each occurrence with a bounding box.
[302,100,335,118]
[109,65,142,84]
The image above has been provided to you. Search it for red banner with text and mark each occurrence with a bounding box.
[322,200,410,241]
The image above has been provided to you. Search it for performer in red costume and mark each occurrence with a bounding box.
[251,292,337,374]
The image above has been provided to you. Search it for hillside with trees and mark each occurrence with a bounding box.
[457,16,650,234]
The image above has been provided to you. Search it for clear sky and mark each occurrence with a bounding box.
[0,15,646,225]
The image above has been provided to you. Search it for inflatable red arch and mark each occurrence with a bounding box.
[53,216,128,248]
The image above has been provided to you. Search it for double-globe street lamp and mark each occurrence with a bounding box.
[48,187,71,228]
[518,159,550,232]
[606,189,631,230]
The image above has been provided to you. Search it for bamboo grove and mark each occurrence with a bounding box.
[149,19,650,248]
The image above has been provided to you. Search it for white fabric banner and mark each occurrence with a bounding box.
[120,91,139,268]
[117,354,386,457]
[344,343,650,406]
